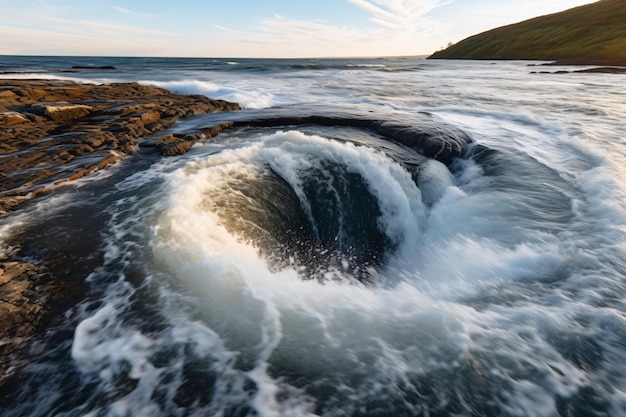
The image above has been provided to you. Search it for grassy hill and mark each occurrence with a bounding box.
[428,0,626,64]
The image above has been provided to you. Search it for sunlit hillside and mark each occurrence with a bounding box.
[429,0,626,64]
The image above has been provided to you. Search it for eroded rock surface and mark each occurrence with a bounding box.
[0,79,240,212]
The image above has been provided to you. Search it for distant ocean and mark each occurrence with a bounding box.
[1,55,626,417]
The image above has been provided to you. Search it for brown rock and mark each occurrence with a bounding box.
[70,144,95,156]
[126,116,143,125]
[43,104,93,122]
[161,140,194,156]
[57,151,74,161]
[0,112,29,125]
[0,261,46,339]
[140,110,161,125]
[204,122,234,138]
[155,133,179,146]
[97,154,121,170]
[118,142,135,154]
[0,79,240,213]
[84,136,105,148]
[0,90,17,99]
[0,263,25,285]
[17,88,46,101]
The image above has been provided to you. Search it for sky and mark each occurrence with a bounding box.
[0,0,595,58]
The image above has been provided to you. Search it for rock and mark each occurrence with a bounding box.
[70,144,95,156]
[0,90,17,99]
[0,263,24,285]
[157,134,195,154]
[0,261,46,339]
[155,133,179,146]
[71,65,116,70]
[42,104,93,122]
[226,112,470,165]
[140,110,161,125]
[0,79,240,213]
[204,122,234,138]
[0,111,29,125]
[573,66,626,74]
[160,140,194,156]
[17,88,47,101]
[84,136,106,148]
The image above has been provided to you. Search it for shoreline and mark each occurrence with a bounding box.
[426,56,626,72]
[0,79,240,382]
[0,79,240,213]
[427,56,626,66]
[540,58,626,67]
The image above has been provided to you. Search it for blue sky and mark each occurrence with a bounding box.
[0,0,594,58]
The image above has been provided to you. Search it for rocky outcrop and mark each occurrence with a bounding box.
[40,103,94,122]
[71,65,116,70]
[0,80,240,213]
[530,66,626,75]
[0,236,94,383]
[0,253,51,382]
[0,261,47,339]
[145,122,235,156]
[0,111,30,125]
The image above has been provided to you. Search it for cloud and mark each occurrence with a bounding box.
[113,6,135,14]
[112,5,150,17]
[0,0,448,57]
[213,0,447,57]
[347,0,442,29]
[0,17,179,56]
[213,17,373,57]
[35,15,175,39]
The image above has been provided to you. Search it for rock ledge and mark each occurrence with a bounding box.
[0,79,240,213]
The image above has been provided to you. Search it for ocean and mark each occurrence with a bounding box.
[1,56,626,417]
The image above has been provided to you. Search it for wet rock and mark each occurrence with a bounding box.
[43,104,93,122]
[140,110,161,125]
[204,122,234,138]
[573,66,626,74]
[0,111,29,125]
[222,111,470,165]
[160,140,194,156]
[71,65,116,70]
[151,123,236,156]
[16,88,47,101]
[155,133,180,146]
[0,260,48,340]
[0,90,17,99]
[0,79,241,213]
[0,240,91,383]
[84,136,106,148]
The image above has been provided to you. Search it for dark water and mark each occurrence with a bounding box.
[1,56,626,417]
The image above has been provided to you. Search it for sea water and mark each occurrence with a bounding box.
[1,56,626,417]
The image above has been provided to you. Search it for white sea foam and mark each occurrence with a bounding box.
[256,131,426,246]
[140,79,277,109]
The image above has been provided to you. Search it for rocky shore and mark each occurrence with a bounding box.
[0,79,240,382]
[0,79,240,213]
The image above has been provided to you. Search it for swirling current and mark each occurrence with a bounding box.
[1,57,626,417]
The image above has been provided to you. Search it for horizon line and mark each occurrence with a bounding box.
[0,53,432,60]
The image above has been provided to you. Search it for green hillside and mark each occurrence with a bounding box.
[428,0,626,64]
